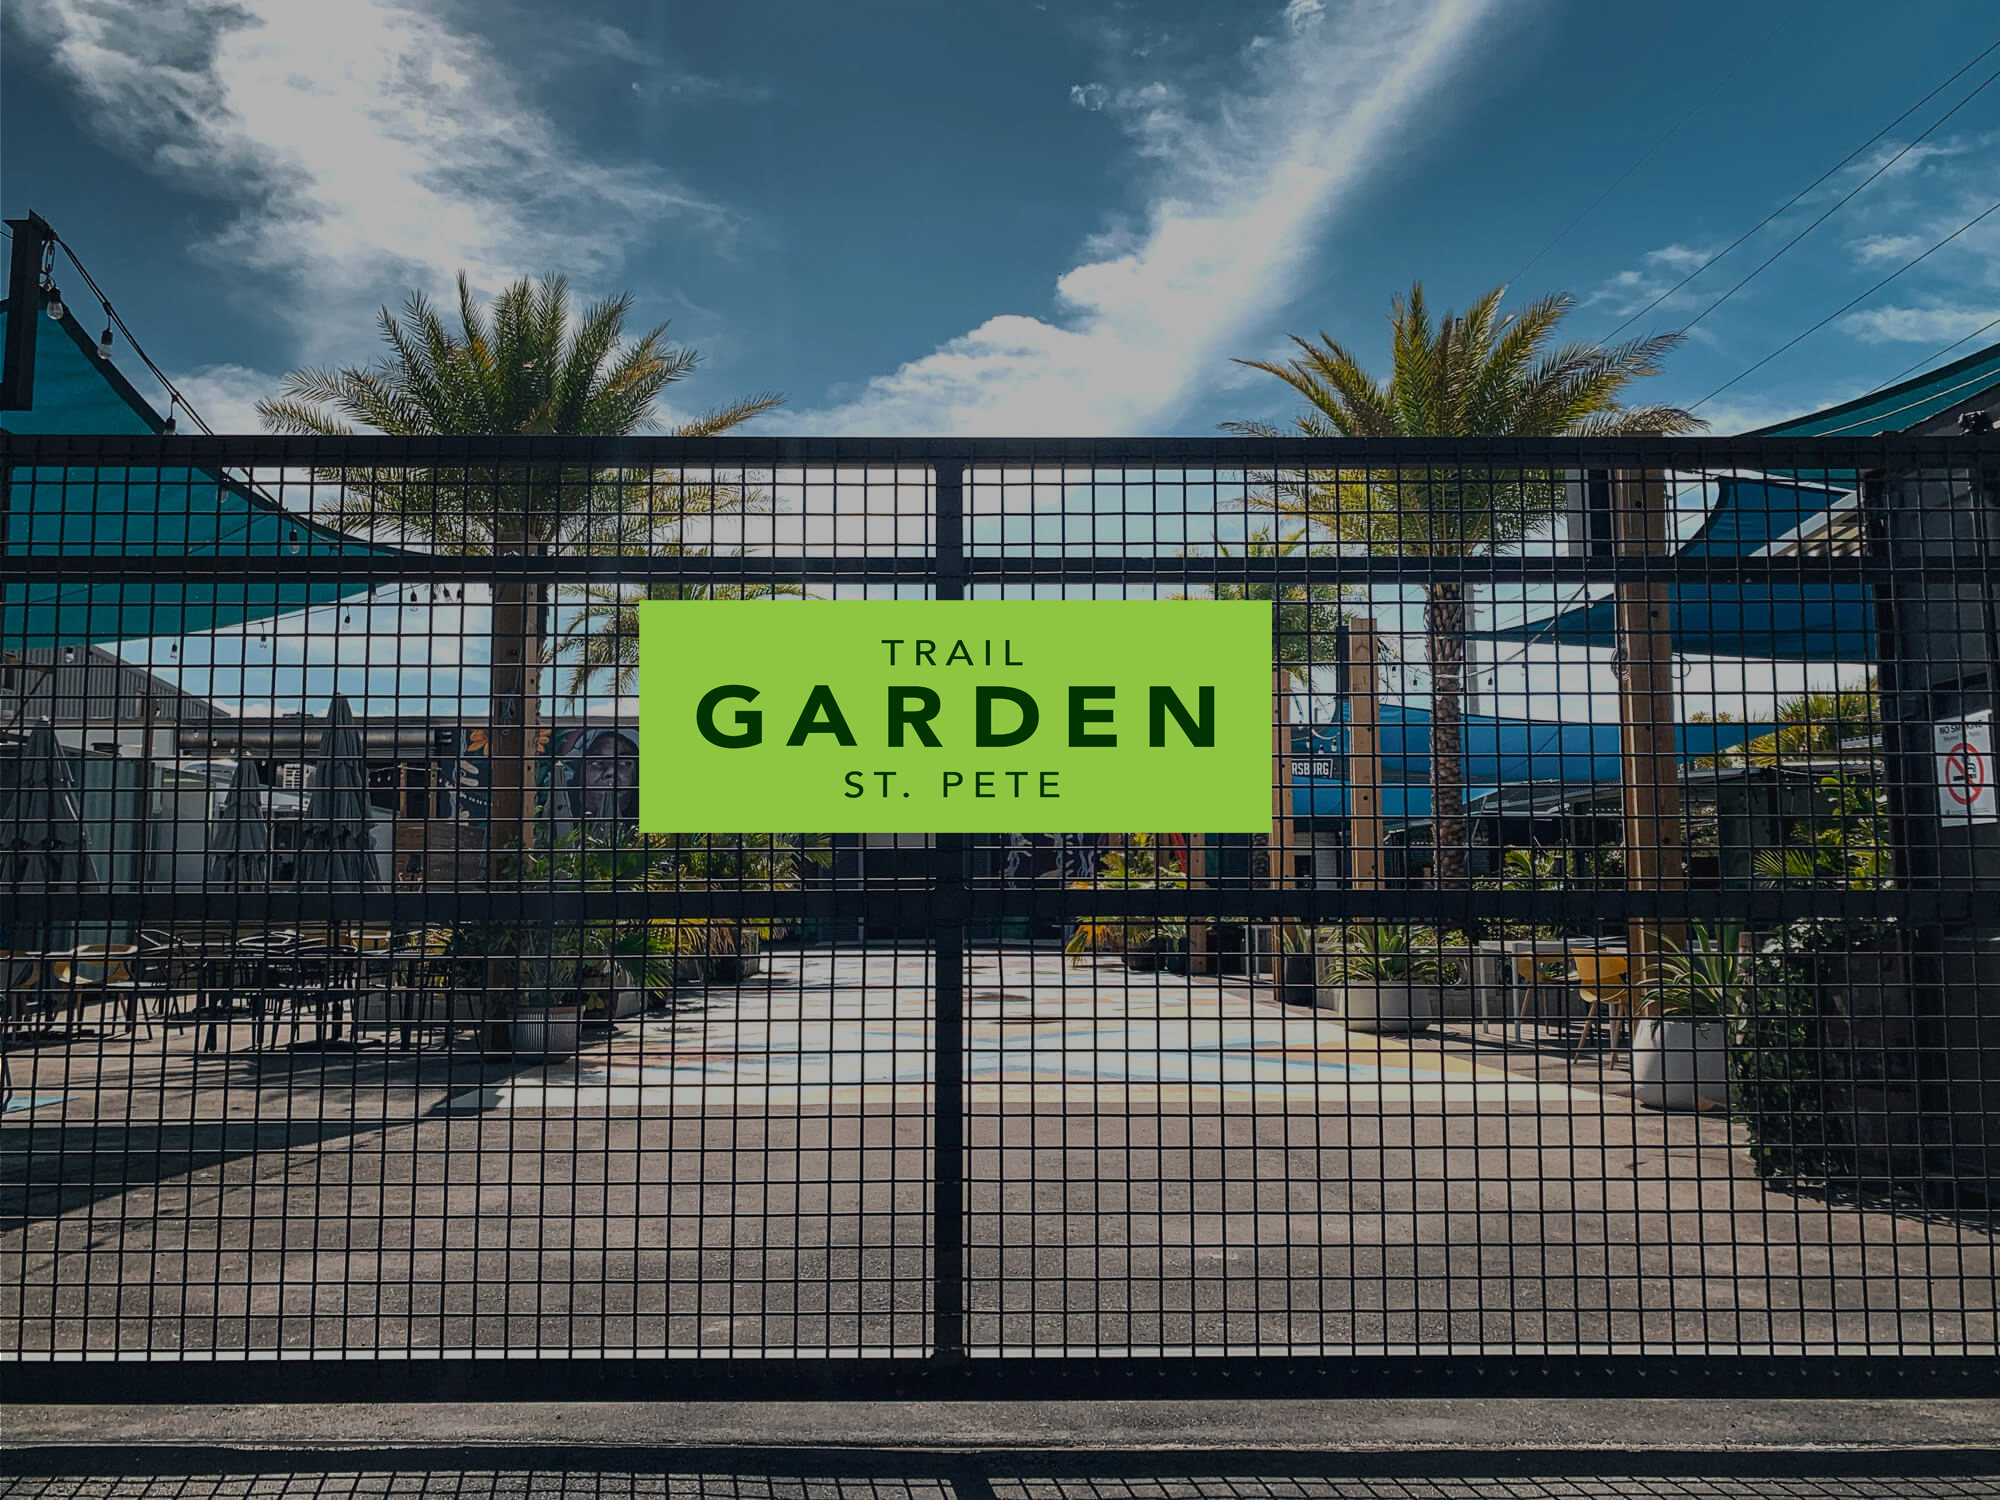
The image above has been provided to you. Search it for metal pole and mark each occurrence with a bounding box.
[1345,618,1383,890]
[1270,662,1294,976]
[2,213,54,411]
[930,459,966,1362]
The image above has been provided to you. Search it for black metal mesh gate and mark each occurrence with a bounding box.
[2,433,1995,1398]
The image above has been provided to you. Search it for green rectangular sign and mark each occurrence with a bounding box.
[637,599,1273,832]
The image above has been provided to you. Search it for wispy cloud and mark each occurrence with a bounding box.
[789,0,1511,435]
[1839,304,2000,344]
[14,0,725,360]
[1849,232,1925,265]
[1584,243,1717,315]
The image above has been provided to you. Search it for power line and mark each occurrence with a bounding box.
[1672,60,2000,341]
[1881,313,2000,386]
[1601,38,2000,343]
[1505,0,1812,288]
[1691,195,2000,412]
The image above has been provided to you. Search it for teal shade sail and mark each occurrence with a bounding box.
[1478,582,1877,663]
[1745,339,2000,438]
[2,300,409,648]
[1290,705,1775,819]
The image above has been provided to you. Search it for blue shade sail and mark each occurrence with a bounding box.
[1476,345,2000,663]
[1289,704,1776,819]
[1,301,409,647]
[1680,475,1852,556]
[1479,582,1878,663]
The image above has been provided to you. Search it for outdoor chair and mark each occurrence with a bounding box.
[51,944,162,1035]
[2,951,48,1032]
[1509,952,1571,1042]
[1569,953,1633,1052]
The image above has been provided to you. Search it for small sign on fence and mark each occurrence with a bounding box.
[1933,711,1997,824]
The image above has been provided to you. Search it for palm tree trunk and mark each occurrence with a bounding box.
[487,538,543,873]
[484,535,542,1052]
[1426,583,1469,887]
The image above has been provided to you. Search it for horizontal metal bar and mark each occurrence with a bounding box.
[5,432,1999,466]
[11,1353,1992,1405]
[12,1443,1992,1483]
[6,552,1991,587]
[7,887,1977,924]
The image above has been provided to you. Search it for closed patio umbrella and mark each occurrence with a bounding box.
[295,696,379,890]
[204,759,270,887]
[0,720,102,968]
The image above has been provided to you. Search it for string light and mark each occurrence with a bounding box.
[162,394,178,436]
[44,283,64,321]
[97,302,115,359]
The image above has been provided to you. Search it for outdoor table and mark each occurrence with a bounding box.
[348,946,457,1048]
[167,931,302,1052]
[1470,937,1627,1041]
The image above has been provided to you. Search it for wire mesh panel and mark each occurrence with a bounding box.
[1,433,1995,1396]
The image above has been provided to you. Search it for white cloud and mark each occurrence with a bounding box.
[1839,304,2000,344]
[789,0,1509,436]
[1585,243,1716,314]
[1070,82,1109,111]
[1850,233,1924,265]
[166,363,279,433]
[14,0,725,355]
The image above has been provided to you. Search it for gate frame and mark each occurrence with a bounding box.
[5,432,1997,1401]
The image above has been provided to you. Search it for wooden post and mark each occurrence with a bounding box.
[1185,831,1213,975]
[1613,469,1685,982]
[1345,618,1382,892]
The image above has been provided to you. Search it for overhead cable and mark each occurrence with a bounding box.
[1601,38,2000,343]
[1691,196,2000,412]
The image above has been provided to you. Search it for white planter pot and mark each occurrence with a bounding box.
[1630,1016,1729,1111]
[509,1003,584,1058]
[1323,980,1440,1033]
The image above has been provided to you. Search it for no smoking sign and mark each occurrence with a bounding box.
[1933,712,1998,824]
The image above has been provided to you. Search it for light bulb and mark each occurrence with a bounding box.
[161,416,177,436]
[287,528,302,555]
[98,327,114,359]
[45,287,65,321]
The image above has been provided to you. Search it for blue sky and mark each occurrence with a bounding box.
[6,0,1998,438]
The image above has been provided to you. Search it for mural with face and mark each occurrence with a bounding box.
[566,727,640,824]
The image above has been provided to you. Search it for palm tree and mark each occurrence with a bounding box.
[259,272,783,869]
[1202,531,1350,684]
[1741,682,1879,766]
[557,577,800,701]
[1227,282,1703,885]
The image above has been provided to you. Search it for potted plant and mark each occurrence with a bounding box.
[1275,925,1317,1007]
[1630,923,1740,1111]
[1120,922,1189,972]
[1062,837,1186,967]
[508,955,587,1058]
[1318,924,1458,1032]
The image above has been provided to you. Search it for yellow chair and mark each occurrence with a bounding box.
[1569,953,1633,1050]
